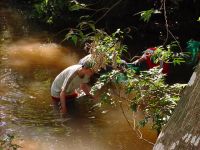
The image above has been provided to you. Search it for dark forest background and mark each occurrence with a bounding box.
[9,0,199,53]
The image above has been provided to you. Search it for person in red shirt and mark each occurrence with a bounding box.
[132,47,170,75]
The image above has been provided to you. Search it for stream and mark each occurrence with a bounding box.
[0,2,157,150]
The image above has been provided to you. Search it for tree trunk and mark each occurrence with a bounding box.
[153,62,200,150]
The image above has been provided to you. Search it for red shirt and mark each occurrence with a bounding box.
[145,48,170,75]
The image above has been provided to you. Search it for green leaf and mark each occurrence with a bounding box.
[80,15,90,21]
[68,1,86,11]
[197,17,200,22]
[45,0,48,5]
[47,16,53,24]
[71,35,78,45]
[78,30,84,39]
[88,23,95,31]
[69,4,83,11]
[140,9,154,22]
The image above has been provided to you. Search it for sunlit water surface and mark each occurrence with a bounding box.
[0,2,157,150]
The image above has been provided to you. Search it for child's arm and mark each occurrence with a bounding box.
[60,90,67,113]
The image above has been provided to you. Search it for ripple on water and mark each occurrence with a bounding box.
[0,121,6,127]
[0,112,6,119]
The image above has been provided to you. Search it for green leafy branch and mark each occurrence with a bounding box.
[92,65,185,133]
[133,9,161,23]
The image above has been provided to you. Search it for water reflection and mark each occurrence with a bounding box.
[0,2,157,150]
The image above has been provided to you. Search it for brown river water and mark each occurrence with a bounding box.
[0,2,157,150]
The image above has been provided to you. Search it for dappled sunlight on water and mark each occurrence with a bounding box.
[11,104,157,150]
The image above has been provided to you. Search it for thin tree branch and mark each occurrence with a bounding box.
[95,0,123,24]
[110,84,155,145]
[168,30,183,52]
[163,0,169,46]
[162,0,183,51]
[119,103,155,145]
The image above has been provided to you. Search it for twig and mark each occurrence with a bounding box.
[163,0,169,46]
[168,30,183,52]
[159,0,164,10]
[91,8,109,18]
[95,0,123,24]
[111,84,155,145]
[162,0,183,51]
[119,103,155,145]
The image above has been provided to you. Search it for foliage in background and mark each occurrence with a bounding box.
[139,9,161,23]
[12,0,199,45]
[28,0,88,27]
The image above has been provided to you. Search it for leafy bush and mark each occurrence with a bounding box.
[81,29,187,133]
[92,66,185,133]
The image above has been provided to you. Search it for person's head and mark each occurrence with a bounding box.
[144,47,156,55]
[142,47,157,58]
[82,61,95,77]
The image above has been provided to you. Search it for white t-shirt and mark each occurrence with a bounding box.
[51,64,89,97]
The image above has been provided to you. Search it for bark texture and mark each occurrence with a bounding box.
[153,62,200,150]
